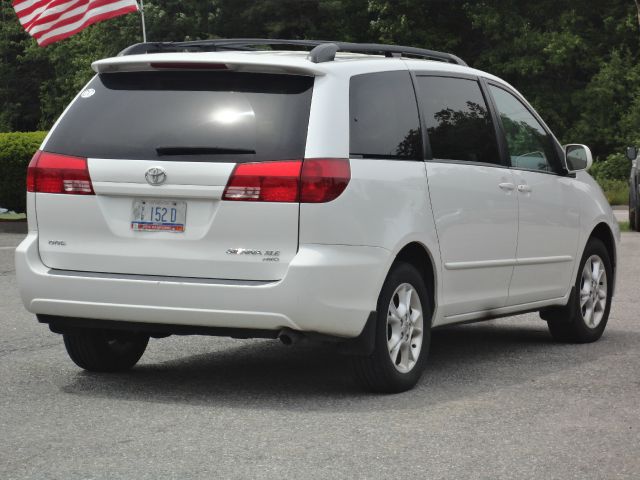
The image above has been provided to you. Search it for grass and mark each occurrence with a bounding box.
[597,179,628,206]
[0,212,26,221]
[619,220,631,232]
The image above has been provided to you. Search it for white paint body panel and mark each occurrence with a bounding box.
[507,170,581,304]
[17,233,388,337]
[35,159,298,281]
[300,160,437,251]
[426,163,518,317]
[16,50,620,338]
[568,171,621,281]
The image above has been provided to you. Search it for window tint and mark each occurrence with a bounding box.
[416,76,500,164]
[45,71,313,163]
[349,71,422,160]
[489,85,557,173]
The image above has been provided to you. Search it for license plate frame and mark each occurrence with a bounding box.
[131,199,187,233]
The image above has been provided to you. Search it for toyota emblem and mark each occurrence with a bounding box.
[145,167,167,186]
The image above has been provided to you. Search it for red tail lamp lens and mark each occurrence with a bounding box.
[300,158,350,203]
[222,158,350,203]
[27,150,94,195]
[223,160,302,202]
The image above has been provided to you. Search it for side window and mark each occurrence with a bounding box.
[349,71,422,160]
[489,85,558,173]
[416,76,501,165]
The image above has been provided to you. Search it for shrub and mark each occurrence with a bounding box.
[0,131,47,213]
[589,153,631,182]
[596,178,628,206]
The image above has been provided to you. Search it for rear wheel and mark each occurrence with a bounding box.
[350,262,431,393]
[546,238,612,343]
[63,329,149,372]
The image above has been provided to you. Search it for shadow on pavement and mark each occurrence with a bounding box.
[61,318,637,411]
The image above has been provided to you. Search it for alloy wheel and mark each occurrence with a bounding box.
[386,283,424,373]
[579,255,608,328]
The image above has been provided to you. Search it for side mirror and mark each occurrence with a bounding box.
[564,144,593,173]
[626,146,637,161]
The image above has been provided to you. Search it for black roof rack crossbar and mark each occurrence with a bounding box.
[117,38,468,67]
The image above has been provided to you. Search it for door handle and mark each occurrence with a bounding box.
[498,182,515,191]
[517,184,532,193]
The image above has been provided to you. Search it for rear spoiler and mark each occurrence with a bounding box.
[92,53,327,76]
[118,39,468,66]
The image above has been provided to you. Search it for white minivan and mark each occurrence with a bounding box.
[15,40,619,392]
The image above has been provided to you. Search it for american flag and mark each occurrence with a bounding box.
[12,0,140,47]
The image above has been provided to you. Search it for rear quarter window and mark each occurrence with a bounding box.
[349,71,422,160]
[45,71,314,163]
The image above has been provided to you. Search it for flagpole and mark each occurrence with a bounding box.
[139,0,147,42]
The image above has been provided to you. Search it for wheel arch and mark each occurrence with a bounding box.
[588,222,617,292]
[393,242,437,318]
[343,241,438,357]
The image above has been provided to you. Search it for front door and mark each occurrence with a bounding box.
[487,84,580,305]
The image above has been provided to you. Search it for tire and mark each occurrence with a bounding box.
[350,262,432,393]
[629,188,639,231]
[63,329,149,372]
[546,238,612,343]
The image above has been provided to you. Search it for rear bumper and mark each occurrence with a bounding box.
[15,233,389,338]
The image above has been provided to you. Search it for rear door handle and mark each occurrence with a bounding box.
[498,182,515,191]
[517,184,532,193]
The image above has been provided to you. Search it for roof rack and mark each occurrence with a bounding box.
[117,38,468,67]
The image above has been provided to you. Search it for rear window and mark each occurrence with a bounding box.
[45,71,314,163]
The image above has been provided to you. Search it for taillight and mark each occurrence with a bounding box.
[27,150,94,195]
[222,161,302,202]
[222,158,350,203]
[300,158,350,203]
[25,151,39,193]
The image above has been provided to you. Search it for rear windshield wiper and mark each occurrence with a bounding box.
[156,146,256,156]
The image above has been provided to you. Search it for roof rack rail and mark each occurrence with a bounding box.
[307,42,466,65]
[118,38,468,67]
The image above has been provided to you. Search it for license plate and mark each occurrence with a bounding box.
[131,199,187,233]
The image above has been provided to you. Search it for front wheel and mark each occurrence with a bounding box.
[63,329,149,372]
[350,262,431,393]
[546,238,612,343]
[629,188,639,231]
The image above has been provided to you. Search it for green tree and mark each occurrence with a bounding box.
[0,0,639,161]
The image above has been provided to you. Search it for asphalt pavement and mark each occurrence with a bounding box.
[1,231,639,479]
[612,206,629,223]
